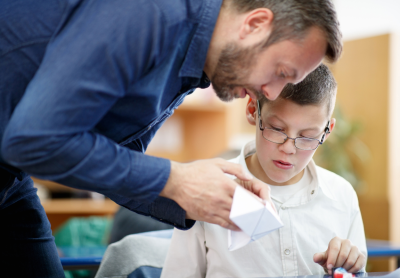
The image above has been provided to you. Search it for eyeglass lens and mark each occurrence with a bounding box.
[262,129,320,150]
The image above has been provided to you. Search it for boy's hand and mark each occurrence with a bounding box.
[313,237,366,274]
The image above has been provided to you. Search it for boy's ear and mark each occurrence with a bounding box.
[324,118,336,141]
[246,98,257,126]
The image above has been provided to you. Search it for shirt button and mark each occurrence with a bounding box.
[281,206,286,210]
[284,249,291,255]
[311,190,315,195]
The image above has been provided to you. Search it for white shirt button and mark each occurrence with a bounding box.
[281,206,286,210]
[284,249,291,255]
[311,190,315,195]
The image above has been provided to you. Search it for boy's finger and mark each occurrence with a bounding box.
[313,251,328,266]
[342,246,359,270]
[347,253,366,273]
[326,238,341,274]
[335,239,352,267]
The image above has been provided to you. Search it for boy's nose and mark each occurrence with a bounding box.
[278,138,297,154]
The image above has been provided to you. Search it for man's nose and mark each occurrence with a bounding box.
[261,81,287,100]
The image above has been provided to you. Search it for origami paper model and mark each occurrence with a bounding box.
[228,186,284,251]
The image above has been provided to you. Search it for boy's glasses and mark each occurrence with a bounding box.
[257,101,330,151]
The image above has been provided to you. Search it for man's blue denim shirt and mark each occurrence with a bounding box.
[1,0,223,229]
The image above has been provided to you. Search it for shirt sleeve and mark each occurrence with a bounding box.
[347,188,368,272]
[161,222,207,278]
[123,197,195,230]
[2,0,171,203]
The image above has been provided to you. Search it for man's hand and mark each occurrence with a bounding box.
[313,237,366,274]
[234,178,276,212]
[159,158,272,230]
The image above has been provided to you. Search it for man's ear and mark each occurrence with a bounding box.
[239,8,273,43]
[246,98,257,126]
[324,118,336,141]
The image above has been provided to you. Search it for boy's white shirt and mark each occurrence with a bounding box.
[161,140,367,278]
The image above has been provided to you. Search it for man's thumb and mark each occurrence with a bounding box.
[313,251,327,265]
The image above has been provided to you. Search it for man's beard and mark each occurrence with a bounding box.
[211,42,264,102]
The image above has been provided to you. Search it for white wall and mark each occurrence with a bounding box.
[334,0,400,40]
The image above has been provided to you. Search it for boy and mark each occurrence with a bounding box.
[161,64,367,278]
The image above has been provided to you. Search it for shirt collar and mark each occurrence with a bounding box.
[178,0,223,80]
[237,140,337,204]
[308,160,337,201]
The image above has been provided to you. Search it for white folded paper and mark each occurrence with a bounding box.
[228,186,284,251]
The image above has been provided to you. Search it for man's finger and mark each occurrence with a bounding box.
[213,203,240,231]
[218,159,253,181]
[234,178,276,212]
[186,207,240,231]
[234,178,271,200]
[250,178,271,199]
[204,214,240,231]
[218,219,241,231]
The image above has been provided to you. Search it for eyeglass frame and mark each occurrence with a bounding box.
[257,100,331,151]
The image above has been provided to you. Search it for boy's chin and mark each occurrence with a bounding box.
[268,174,295,185]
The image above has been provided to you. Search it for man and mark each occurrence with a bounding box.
[0,0,341,276]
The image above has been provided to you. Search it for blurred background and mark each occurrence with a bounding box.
[32,0,400,276]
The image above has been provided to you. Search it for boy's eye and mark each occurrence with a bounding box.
[270,126,283,132]
[300,134,317,139]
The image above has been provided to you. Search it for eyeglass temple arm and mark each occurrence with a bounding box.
[257,100,263,130]
[320,120,331,144]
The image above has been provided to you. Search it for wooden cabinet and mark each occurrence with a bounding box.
[329,33,400,271]
[146,86,252,162]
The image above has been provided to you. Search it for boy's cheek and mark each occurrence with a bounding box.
[296,150,316,168]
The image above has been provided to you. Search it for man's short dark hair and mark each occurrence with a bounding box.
[260,64,337,116]
[226,0,342,63]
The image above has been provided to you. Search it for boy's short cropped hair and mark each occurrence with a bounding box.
[259,63,337,117]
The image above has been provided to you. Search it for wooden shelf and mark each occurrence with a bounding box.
[42,199,118,231]
[42,199,118,214]
[177,100,228,112]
